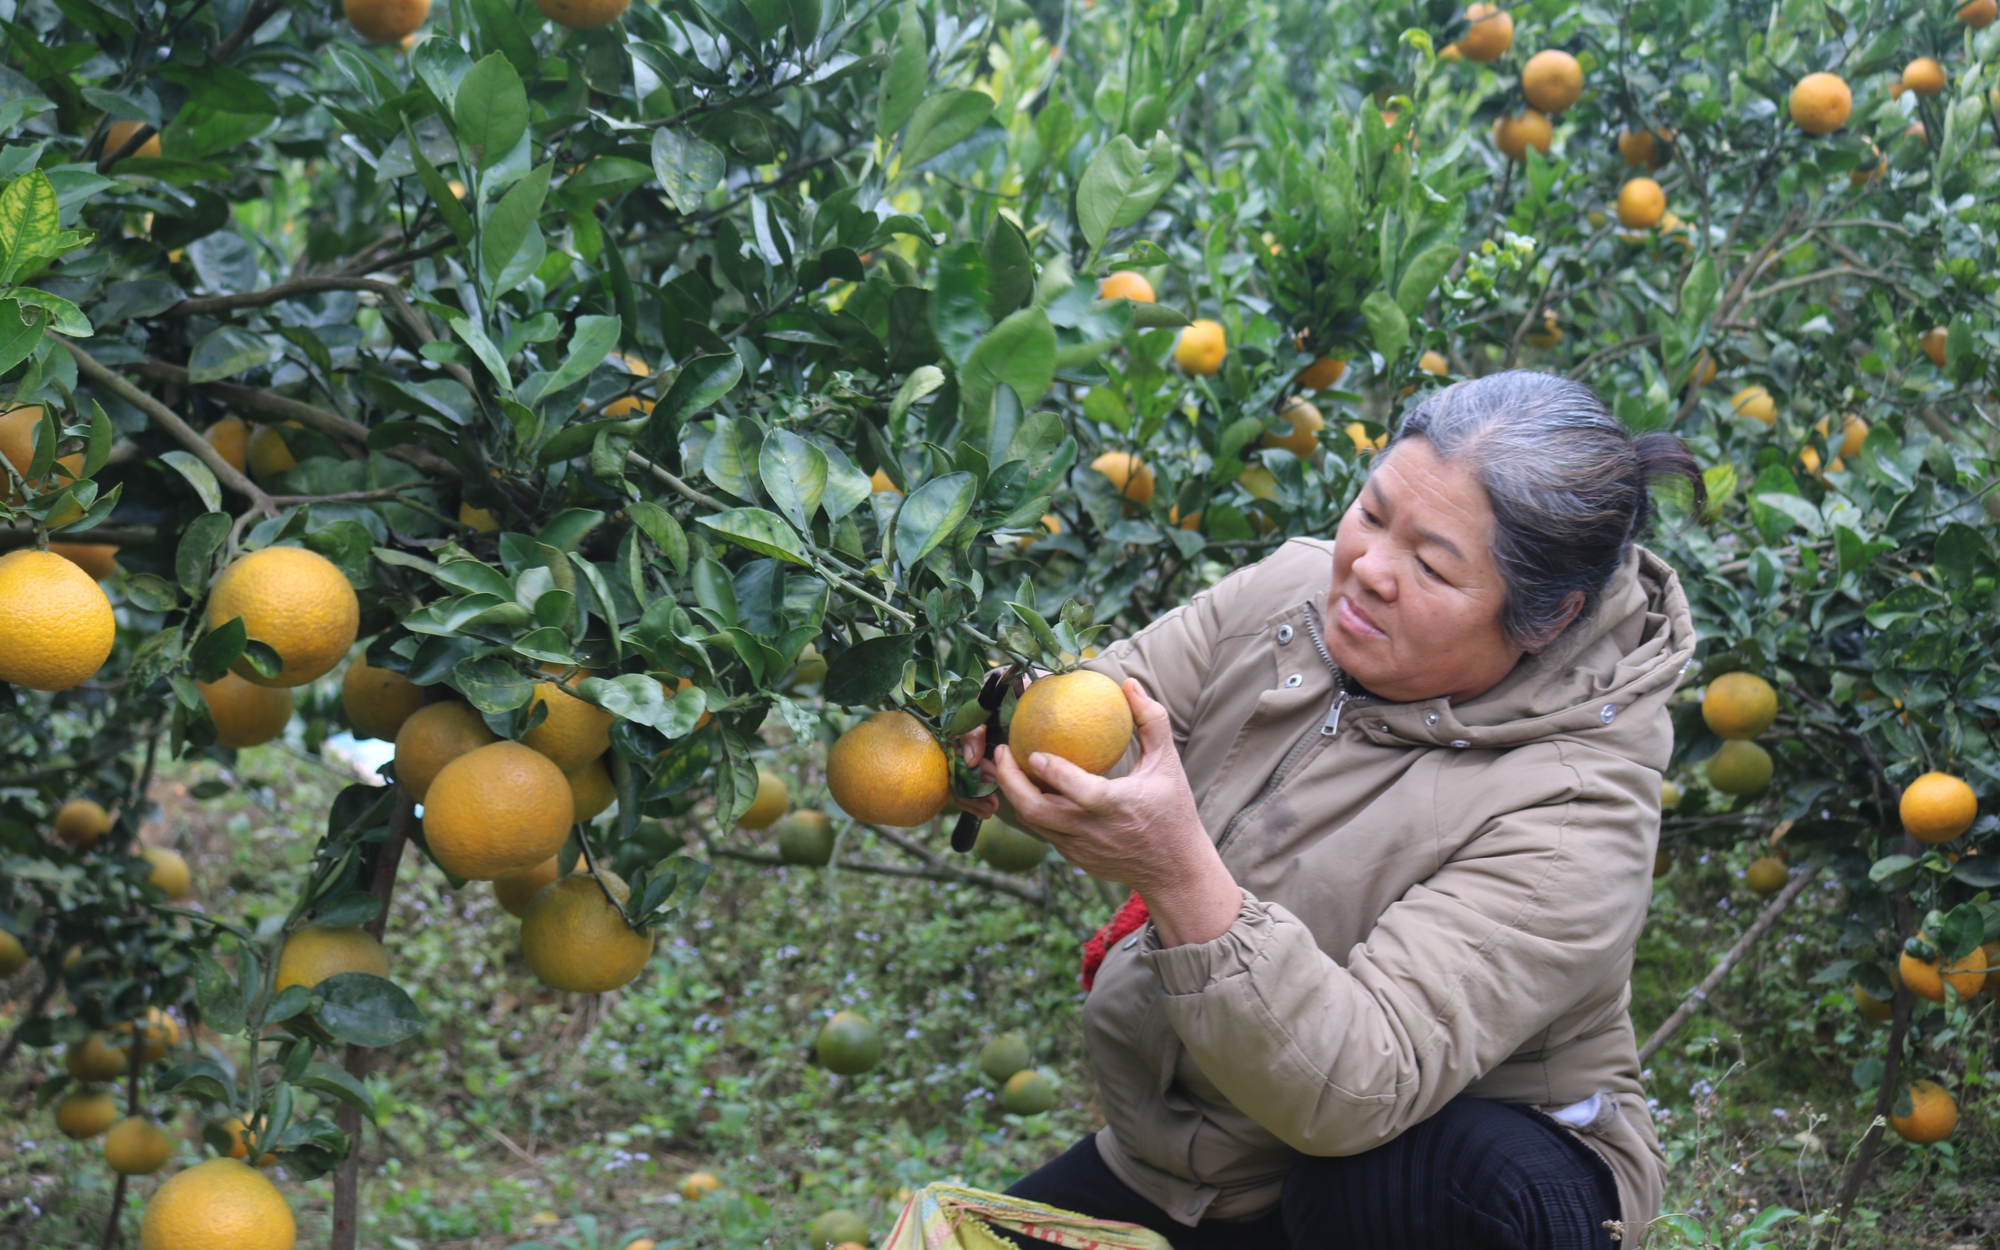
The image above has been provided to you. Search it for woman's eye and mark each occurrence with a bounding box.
[1417,558,1443,581]
[1360,508,1381,527]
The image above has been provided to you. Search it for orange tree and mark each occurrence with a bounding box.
[0,0,1996,1237]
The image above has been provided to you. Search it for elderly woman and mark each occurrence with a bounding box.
[959,371,1703,1248]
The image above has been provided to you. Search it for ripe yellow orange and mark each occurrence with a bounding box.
[217,1117,277,1167]
[199,673,295,749]
[56,799,111,848]
[276,925,388,991]
[1890,1080,1958,1144]
[0,405,81,493]
[104,120,161,162]
[207,546,360,688]
[1702,672,1778,740]
[1262,400,1325,459]
[1166,504,1201,531]
[423,742,575,880]
[341,659,424,742]
[1090,452,1155,506]
[1491,110,1553,163]
[245,422,298,482]
[1684,353,1718,390]
[203,417,250,473]
[115,1007,181,1062]
[1295,356,1346,390]
[1098,272,1155,302]
[1237,464,1279,500]
[1789,73,1851,135]
[393,702,498,801]
[105,1117,173,1175]
[1008,671,1135,782]
[459,501,501,532]
[1521,50,1583,113]
[51,542,119,580]
[1418,350,1448,377]
[344,0,427,40]
[1744,856,1788,896]
[1901,772,1977,845]
[1730,384,1776,424]
[1705,739,1772,796]
[0,930,24,977]
[534,0,628,26]
[1175,319,1227,375]
[1902,58,1946,98]
[1016,514,1062,550]
[493,857,563,918]
[56,1089,120,1139]
[869,468,900,495]
[1838,414,1868,457]
[1661,780,1681,809]
[141,847,192,901]
[737,769,789,829]
[139,1157,296,1250]
[1617,126,1671,168]
[1900,940,1987,1002]
[826,710,951,827]
[567,756,617,823]
[1853,982,1893,1022]
[1345,422,1388,453]
[522,676,614,772]
[680,1171,723,1201]
[520,871,654,992]
[67,1032,130,1081]
[0,549,116,691]
[1615,177,1666,229]
[1453,3,1513,61]
[1798,445,1825,478]
[1919,327,1947,368]
[1962,0,1997,25]
[601,354,657,419]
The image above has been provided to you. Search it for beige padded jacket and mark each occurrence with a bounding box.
[1077,537,1692,1236]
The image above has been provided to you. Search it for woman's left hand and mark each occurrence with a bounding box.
[990,678,1243,947]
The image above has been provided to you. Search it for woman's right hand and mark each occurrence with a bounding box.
[953,723,1001,822]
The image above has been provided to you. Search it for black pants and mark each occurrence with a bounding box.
[1005,1097,1622,1249]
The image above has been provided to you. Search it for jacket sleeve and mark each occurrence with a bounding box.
[1138,743,1655,1155]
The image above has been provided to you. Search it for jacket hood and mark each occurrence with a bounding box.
[1350,544,1695,763]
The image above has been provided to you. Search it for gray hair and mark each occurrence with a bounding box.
[1387,371,1704,650]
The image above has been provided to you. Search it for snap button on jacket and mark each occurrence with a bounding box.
[1078,538,1692,1235]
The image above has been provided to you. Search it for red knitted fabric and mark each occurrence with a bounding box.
[1079,891,1150,991]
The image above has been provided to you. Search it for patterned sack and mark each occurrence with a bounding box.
[882,1183,1175,1250]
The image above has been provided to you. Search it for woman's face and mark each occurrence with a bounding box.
[1325,438,1525,704]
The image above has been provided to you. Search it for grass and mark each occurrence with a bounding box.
[4,741,1998,1248]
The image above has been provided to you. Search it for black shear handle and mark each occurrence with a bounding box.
[949,666,1017,853]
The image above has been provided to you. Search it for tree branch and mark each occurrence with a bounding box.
[710,841,1047,905]
[0,524,157,550]
[161,276,402,319]
[63,339,276,515]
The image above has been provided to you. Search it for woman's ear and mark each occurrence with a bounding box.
[1523,591,1587,653]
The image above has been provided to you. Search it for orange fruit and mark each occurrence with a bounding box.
[736,769,789,829]
[1174,319,1227,375]
[1615,177,1666,229]
[1900,772,1977,845]
[826,710,951,827]
[1962,0,1997,25]
[1098,272,1155,302]
[0,549,116,691]
[1262,400,1324,459]
[813,1012,882,1074]
[206,546,360,688]
[1237,464,1279,500]
[1418,350,1449,376]
[1090,452,1155,506]
[534,0,628,26]
[139,1157,296,1250]
[276,925,389,991]
[1890,1080,1958,1144]
[199,673,294,749]
[1008,670,1135,782]
[1002,1068,1057,1114]
[0,930,25,977]
[1838,414,1868,457]
[56,1090,120,1139]
[1919,327,1948,368]
[1902,58,1946,99]
[1701,672,1777,739]
[567,755,617,822]
[245,422,298,482]
[1900,941,1987,1003]
[341,659,424,742]
[1617,126,1672,168]
[141,847,192,901]
[344,0,428,40]
[104,1116,173,1175]
[50,542,119,580]
[680,1171,723,1201]
[1016,514,1062,550]
[603,354,656,419]
[1850,142,1884,188]
[203,417,250,473]
[1853,982,1893,1022]
[103,120,160,162]
[1789,73,1851,135]
[1729,385,1776,423]
[422,742,575,880]
[459,501,501,532]
[1521,50,1583,113]
[393,702,498,801]
[869,468,900,495]
[1705,740,1772,796]
[521,677,613,772]
[1524,310,1563,348]
[1744,856,1788,896]
[1453,3,1513,61]
[1491,110,1553,162]
[217,1117,278,1167]
[114,1007,181,1061]
[520,871,654,992]
[1295,356,1346,390]
[1345,422,1388,453]
[56,799,111,848]
[0,405,81,494]
[493,856,564,918]
[67,1032,130,1081]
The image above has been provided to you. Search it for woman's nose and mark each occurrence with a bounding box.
[1352,543,1399,602]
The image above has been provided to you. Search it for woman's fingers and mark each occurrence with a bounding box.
[1024,749,1111,809]
[993,745,1088,830]
[1125,679,1173,754]
[957,793,1000,820]
[959,723,987,767]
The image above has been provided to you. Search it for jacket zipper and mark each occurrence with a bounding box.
[1215,600,1357,853]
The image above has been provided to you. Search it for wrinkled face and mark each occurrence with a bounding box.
[1325,438,1524,704]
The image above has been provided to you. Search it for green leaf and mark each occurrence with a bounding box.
[876,3,926,141]
[658,352,742,426]
[0,170,60,285]
[0,299,44,375]
[452,53,529,170]
[894,470,975,566]
[1678,255,1719,334]
[981,213,1034,318]
[901,90,994,169]
[1394,243,1458,318]
[175,511,230,596]
[312,972,425,1048]
[759,429,828,531]
[295,1061,378,1121]
[702,417,762,499]
[699,507,812,565]
[160,450,222,511]
[467,0,538,79]
[194,952,245,1035]
[823,633,915,706]
[439,308,513,394]
[480,162,551,292]
[9,287,89,337]
[578,673,670,727]
[627,500,688,574]
[1361,290,1408,365]
[452,654,537,712]
[405,118,474,245]
[1075,132,1176,251]
[960,307,1055,420]
[187,325,272,383]
[189,617,247,683]
[651,127,725,215]
[531,314,622,407]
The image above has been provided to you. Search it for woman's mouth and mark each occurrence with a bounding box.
[1335,595,1387,640]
